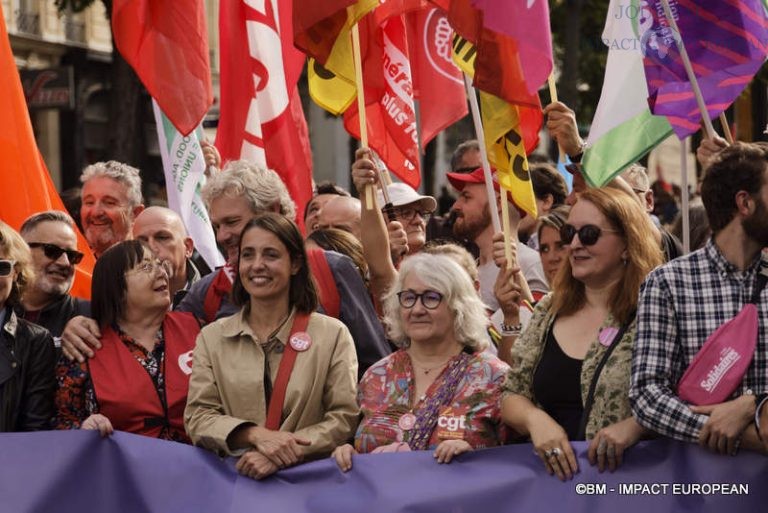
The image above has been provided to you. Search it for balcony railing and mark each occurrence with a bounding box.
[15,9,41,36]
[64,19,86,43]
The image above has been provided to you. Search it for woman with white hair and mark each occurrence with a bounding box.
[332,253,509,471]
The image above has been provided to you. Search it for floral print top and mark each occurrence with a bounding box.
[355,348,510,452]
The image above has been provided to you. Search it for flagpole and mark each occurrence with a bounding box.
[719,112,734,144]
[547,73,566,164]
[463,74,501,234]
[680,137,690,254]
[351,22,393,213]
[659,0,716,140]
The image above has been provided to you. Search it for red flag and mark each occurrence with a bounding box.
[293,0,356,64]
[406,7,467,147]
[343,14,422,188]
[216,0,313,226]
[0,5,94,299]
[112,0,213,136]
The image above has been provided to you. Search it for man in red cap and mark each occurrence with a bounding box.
[446,167,548,310]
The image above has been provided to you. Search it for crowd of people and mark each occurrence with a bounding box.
[1,101,767,484]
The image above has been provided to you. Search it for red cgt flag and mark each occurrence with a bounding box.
[216,0,313,226]
[406,7,467,147]
[0,5,94,298]
[112,0,213,136]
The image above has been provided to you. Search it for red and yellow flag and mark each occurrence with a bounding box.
[0,5,94,298]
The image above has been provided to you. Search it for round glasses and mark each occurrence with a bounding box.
[397,289,444,309]
[559,224,620,246]
[129,259,173,278]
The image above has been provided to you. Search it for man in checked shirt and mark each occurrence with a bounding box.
[630,141,768,455]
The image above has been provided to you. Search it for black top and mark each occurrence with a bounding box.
[532,326,584,440]
[14,294,90,339]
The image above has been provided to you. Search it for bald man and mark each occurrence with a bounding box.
[133,207,202,306]
[316,196,362,240]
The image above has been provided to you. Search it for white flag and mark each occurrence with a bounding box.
[152,99,225,270]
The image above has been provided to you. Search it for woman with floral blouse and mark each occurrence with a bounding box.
[332,253,509,471]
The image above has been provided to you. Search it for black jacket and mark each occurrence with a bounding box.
[14,294,90,339]
[0,308,57,432]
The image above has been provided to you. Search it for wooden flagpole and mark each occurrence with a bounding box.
[547,73,566,164]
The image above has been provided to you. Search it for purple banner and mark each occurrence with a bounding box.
[0,431,765,512]
[641,0,768,138]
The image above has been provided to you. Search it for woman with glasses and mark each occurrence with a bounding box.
[55,240,200,442]
[0,221,57,432]
[184,214,359,480]
[501,188,663,479]
[332,253,509,471]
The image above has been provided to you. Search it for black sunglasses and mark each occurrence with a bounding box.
[559,224,619,246]
[27,242,84,265]
[0,259,14,277]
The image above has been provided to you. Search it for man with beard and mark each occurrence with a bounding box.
[446,168,548,310]
[630,142,768,455]
[79,161,145,258]
[17,211,89,339]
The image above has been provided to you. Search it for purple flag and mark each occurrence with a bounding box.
[641,0,768,138]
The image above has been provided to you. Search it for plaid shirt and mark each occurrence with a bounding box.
[630,239,768,442]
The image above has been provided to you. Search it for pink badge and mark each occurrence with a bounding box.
[598,327,619,347]
[289,332,312,352]
[398,413,416,431]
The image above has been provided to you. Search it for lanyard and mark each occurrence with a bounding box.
[264,313,311,431]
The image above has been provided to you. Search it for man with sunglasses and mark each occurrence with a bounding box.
[17,211,90,339]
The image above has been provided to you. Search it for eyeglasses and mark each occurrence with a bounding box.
[128,259,172,277]
[559,224,620,246]
[0,260,15,277]
[397,289,444,309]
[27,242,84,265]
[393,206,433,222]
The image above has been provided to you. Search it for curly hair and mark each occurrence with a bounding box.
[382,253,488,351]
[550,188,664,324]
[0,221,35,307]
[80,161,143,208]
[202,160,297,221]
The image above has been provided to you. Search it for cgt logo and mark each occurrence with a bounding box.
[437,414,467,432]
[423,9,462,85]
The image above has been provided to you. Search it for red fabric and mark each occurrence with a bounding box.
[0,7,94,299]
[343,14,422,188]
[111,0,212,136]
[292,0,356,64]
[216,0,312,227]
[203,268,233,324]
[306,249,341,319]
[406,7,467,147]
[265,313,311,430]
[89,312,200,442]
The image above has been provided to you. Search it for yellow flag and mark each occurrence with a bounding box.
[308,0,377,115]
[452,35,537,218]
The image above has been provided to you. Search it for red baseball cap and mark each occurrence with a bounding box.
[446,167,527,217]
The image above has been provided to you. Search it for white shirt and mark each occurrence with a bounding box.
[477,242,548,312]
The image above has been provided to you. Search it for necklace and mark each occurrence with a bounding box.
[411,355,454,375]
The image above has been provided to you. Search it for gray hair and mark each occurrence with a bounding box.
[20,210,75,236]
[80,161,143,207]
[450,139,480,171]
[201,160,297,221]
[383,253,489,351]
[621,163,650,192]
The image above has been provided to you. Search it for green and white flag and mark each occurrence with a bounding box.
[153,100,224,270]
[582,0,673,187]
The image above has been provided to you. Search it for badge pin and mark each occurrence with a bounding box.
[598,327,619,347]
[289,332,312,352]
[398,412,417,431]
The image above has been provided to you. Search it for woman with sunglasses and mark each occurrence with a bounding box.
[0,221,57,432]
[501,188,664,479]
[332,253,509,471]
[185,214,359,480]
[55,240,200,442]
